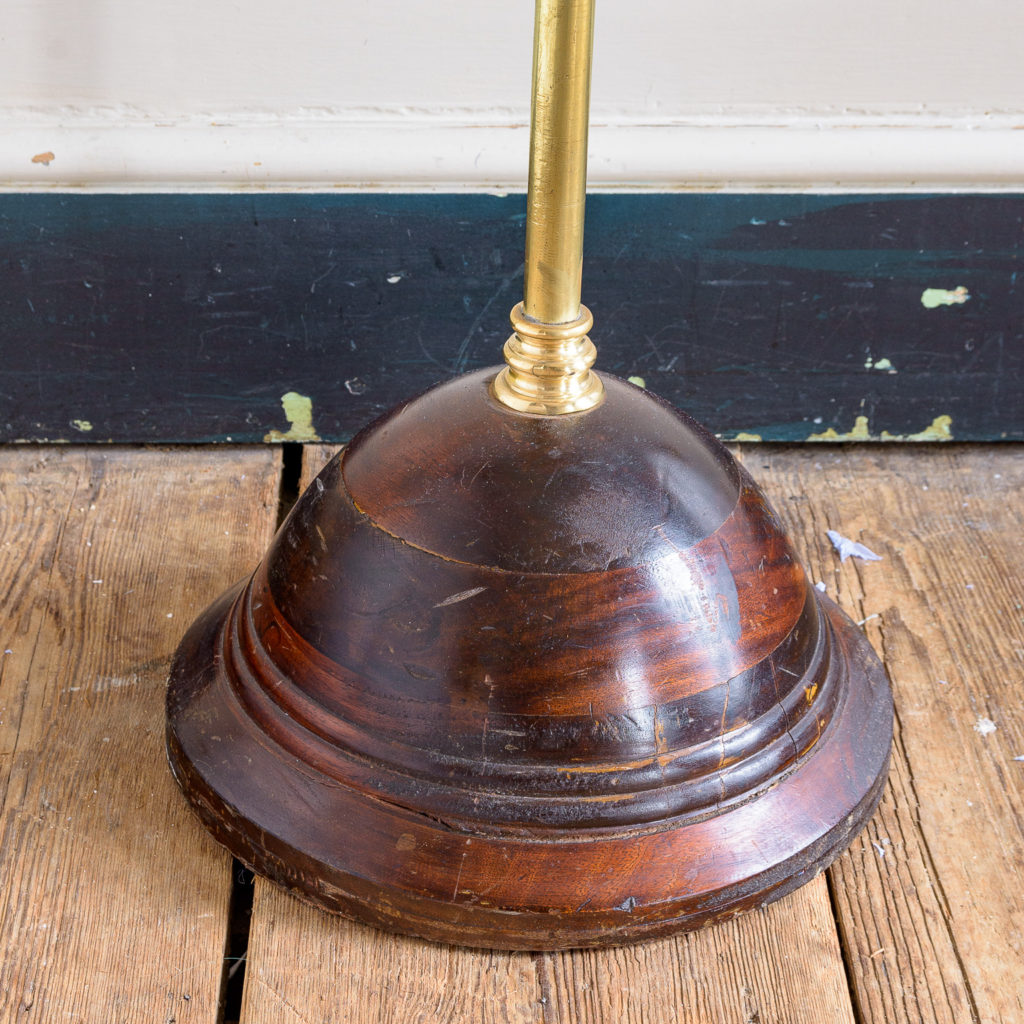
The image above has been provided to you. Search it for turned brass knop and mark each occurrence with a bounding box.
[492,303,602,415]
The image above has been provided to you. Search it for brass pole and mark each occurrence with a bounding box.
[492,0,604,416]
[523,0,593,324]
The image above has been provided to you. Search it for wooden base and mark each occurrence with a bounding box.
[166,370,892,950]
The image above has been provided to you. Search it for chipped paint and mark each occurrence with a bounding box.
[807,415,871,442]
[627,375,646,388]
[808,414,953,442]
[71,419,93,432]
[730,431,763,442]
[31,151,55,166]
[263,391,321,443]
[895,415,954,441]
[921,286,969,309]
[864,355,897,373]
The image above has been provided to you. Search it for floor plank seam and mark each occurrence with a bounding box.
[220,860,256,1024]
[276,442,305,529]
[824,868,865,1023]
[217,448,291,1023]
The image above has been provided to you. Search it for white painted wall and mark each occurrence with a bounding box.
[3,0,1023,189]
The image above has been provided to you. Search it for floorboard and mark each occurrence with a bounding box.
[750,445,1024,1024]
[0,447,280,1024]
[2,442,1021,1022]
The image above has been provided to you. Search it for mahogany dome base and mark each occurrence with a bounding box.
[166,370,892,950]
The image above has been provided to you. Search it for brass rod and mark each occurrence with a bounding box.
[523,0,594,325]
[492,0,604,416]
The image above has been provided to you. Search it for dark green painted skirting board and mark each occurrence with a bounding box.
[1,193,1020,443]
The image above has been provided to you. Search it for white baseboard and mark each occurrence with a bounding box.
[4,118,1024,192]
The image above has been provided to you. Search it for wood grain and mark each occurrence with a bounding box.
[742,445,1024,1024]
[0,447,280,1024]
[537,891,855,1024]
[4,440,1019,1020]
[237,441,860,1021]
[169,371,890,947]
[242,888,543,1024]
[300,443,340,484]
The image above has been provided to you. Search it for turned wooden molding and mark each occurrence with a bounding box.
[167,370,892,949]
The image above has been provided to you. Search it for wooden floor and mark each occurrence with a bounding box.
[1,442,1021,1024]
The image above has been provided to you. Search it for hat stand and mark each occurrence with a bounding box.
[167,0,892,950]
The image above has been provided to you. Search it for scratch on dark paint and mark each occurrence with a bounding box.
[309,264,337,294]
[701,279,773,287]
[415,330,448,371]
[450,262,524,375]
[646,333,667,364]
[205,286,274,298]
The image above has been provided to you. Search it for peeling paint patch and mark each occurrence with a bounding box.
[71,419,93,432]
[627,376,646,388]
[808,415,871,442]
[808,414,953,442]
[31,151,55,166]
[897,415,954,442]
[921,286,969,309]
[864,355,897,373]
[263,391,321,443]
